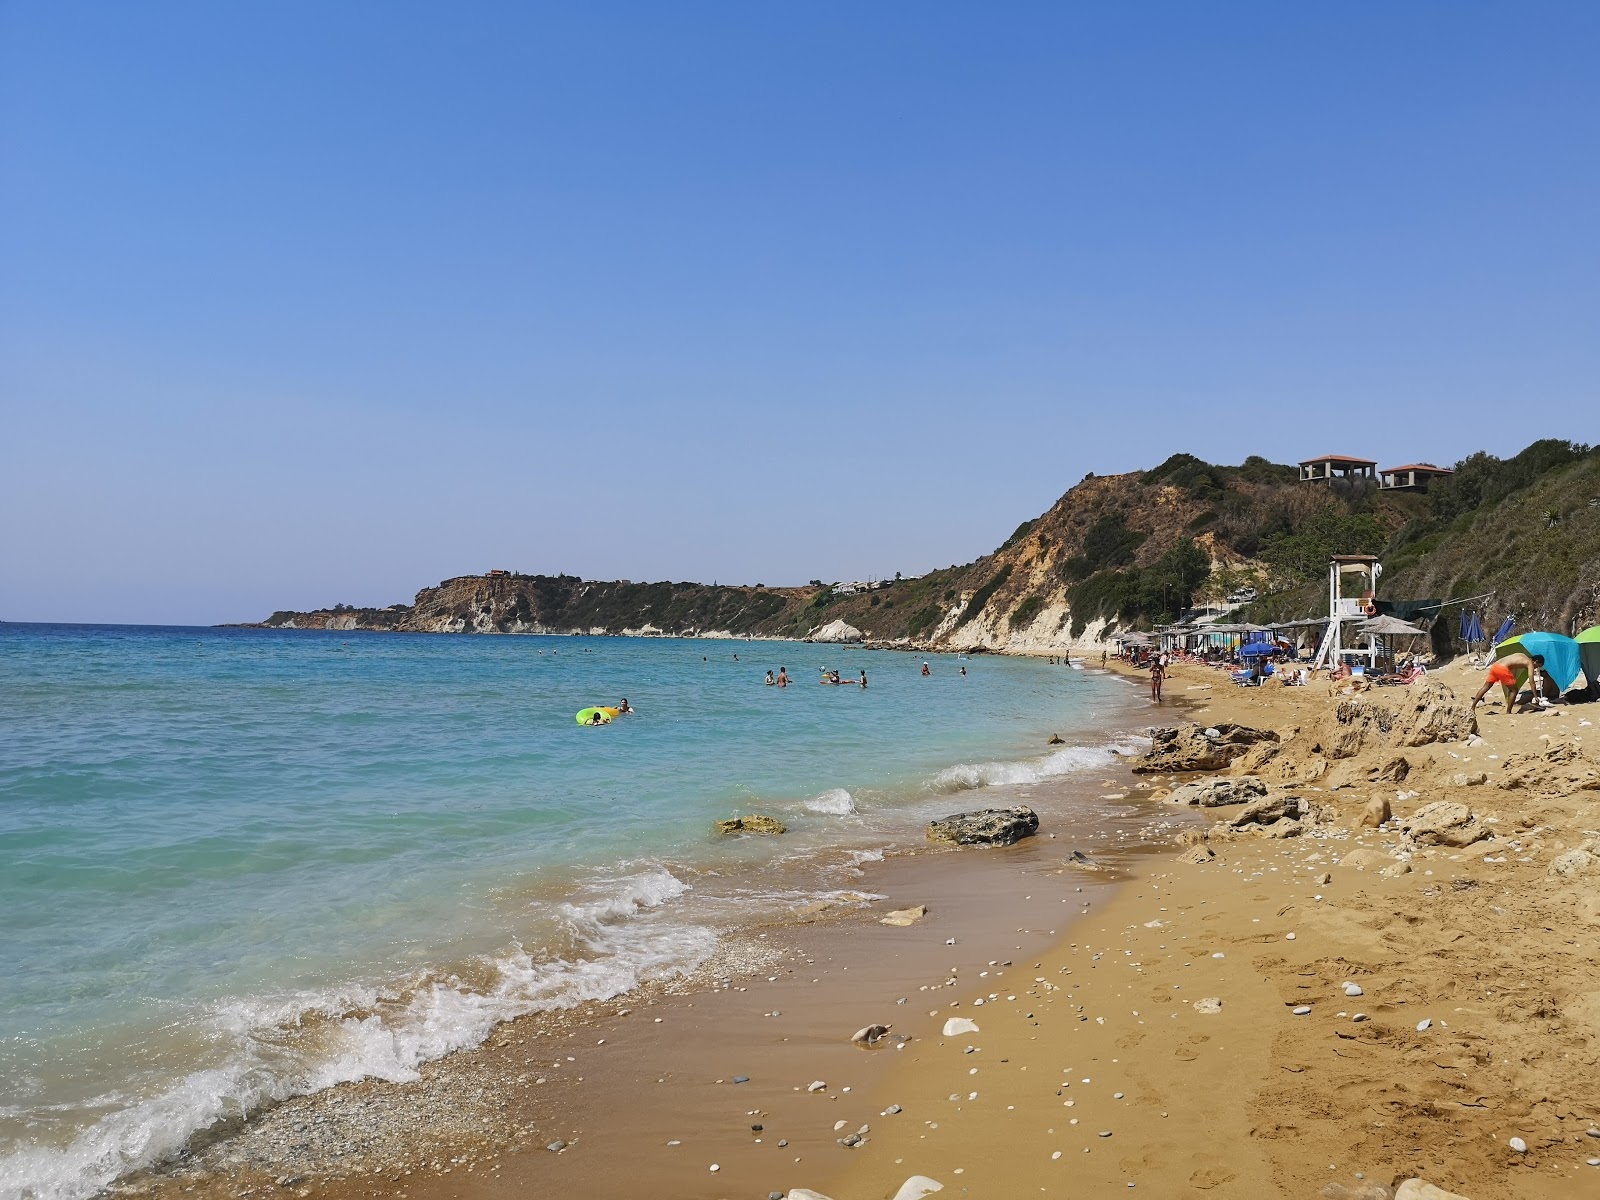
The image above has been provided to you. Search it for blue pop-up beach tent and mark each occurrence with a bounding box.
[1494,631,1584,693]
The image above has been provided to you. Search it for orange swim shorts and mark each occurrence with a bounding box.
[1486,662,1517,687]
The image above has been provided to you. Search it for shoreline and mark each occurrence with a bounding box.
[39,662,1152,1200]
[78,655,1600,1200]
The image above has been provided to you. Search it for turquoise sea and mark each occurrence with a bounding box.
[0,624,1144,1200]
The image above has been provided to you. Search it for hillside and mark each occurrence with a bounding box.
[251,440,1600,651]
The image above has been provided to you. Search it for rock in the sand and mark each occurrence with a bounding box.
[1132,723,1278,773]
[1498,741,1600,795]
[1179,844,1216,864]
[807,1080,827,1092]
[1359,796,1391,828]
[1193,997,1223,1014]
[927,806,1039,846]
[892,1177,945,1200]
[715,815,787,836]
[546,1140,567,1153]
[1401,800,1490,848]
[1394,1181,1474,1200]
[788,1191,836,1200]
[880,905,928,927]
[1380,860,1413,878]
[1229,793,1300,827]
[1549,848,1599,880]
[1452,772,1488,787]
[1373,755,1412,783]
[1166,775,1267,808]
[1339,848,1392,872]
[1047,734,1064,745]
[1066,849,1105,870]
[942,1017,980,1036]
[1395,680,1478,746]
[852,1024,892,1045]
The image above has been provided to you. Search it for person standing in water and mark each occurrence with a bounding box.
[921,661,931,676]
[777,666,789,687]
[1149,658,1165,702]
[617,698,633,714]
[859,670,868,688]
[959,664,967,677]
[765,670,775,686]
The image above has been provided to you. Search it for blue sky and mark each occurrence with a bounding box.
[3,3,1597,624]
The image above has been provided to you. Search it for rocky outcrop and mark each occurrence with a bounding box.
[1165,776,1267,807]
[1392,680,1478,746]
[927,806,1039,846]
[1498,740,1600,795]
[1322,682,1476,761]
[808,619,864,643]
[1400,801,1490,848]
[715,815,787,836]
[1133,724,1279,774]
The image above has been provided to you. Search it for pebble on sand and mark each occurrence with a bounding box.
[1292,1006,1312,1016]
[1509,1136,1527,1153]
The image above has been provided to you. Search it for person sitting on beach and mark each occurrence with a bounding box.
[1472,652,1544,714]
[777,667,789,687]
[765,670,775,686]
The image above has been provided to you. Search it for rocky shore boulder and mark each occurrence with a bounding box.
[1498,740,1600,795]
[715,815,787,835]
[1165,775,1267,807]
[809,619,865,643]
[927,806,1039,846]
[1400,801,1490,848]
[1132,723,1279,774]
[1393,679,1477,746]
[1325,682,1476,759]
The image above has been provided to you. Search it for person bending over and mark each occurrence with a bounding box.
[1472,652,1544,714]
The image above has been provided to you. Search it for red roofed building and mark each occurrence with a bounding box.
[1379,463,1454,492]
[1299,454,1377,484]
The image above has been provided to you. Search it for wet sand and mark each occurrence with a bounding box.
[115,658,1600,1200]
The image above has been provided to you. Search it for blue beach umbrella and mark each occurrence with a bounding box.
[1491,616,1515,646]
[1238,641,1278,657]
[1460,610,1484,644]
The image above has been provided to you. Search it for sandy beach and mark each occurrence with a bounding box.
[110,657,1600,1200]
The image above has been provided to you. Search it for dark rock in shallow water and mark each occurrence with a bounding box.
[927,806,1039,846]
[715,815,787,835]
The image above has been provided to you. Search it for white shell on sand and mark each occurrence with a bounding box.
[942,1017,980,1036]
[892,1177,945,1200]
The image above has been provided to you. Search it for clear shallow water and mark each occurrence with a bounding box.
[0,623,1140,1199]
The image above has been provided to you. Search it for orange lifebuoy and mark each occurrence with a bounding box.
[1363,602,1377,616]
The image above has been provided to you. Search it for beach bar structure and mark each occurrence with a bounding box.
[1299,454,1377,484]
[1379,463,1454,492]
[1311,554,1383,670]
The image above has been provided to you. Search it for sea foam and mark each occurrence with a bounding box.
[0,867,710,1200]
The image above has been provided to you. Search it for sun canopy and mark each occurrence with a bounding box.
[1494,631,1584,693]
[1358,615,1428,637]
[1578,626,1600,689]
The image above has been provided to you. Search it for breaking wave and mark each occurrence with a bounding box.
[931,736,1147,792]
[0,868,710,1200]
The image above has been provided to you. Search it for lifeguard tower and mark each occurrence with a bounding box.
[1311,554,1382,670]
